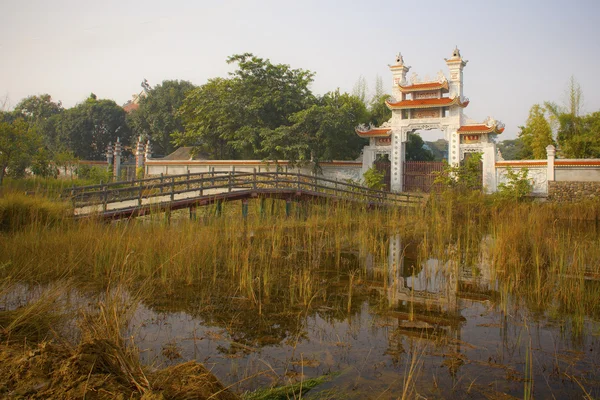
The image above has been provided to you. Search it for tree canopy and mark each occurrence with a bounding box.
[176,53,315,159]
[517,104,554,159]
[56,95,131,160]
[260,90,368,165]
[405,133,434,161]
[0,118,41,184]
[127,80,196,157]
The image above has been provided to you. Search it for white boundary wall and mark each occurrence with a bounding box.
[494,146,600,196]
[145,159,363,183]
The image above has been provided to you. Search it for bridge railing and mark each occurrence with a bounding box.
[68,170,423,211]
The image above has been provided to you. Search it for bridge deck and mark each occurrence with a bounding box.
[69,171,425,220]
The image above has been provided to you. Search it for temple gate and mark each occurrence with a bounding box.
[357,48,504,192]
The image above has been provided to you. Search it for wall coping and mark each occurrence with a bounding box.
[145,159,362,167]
[495,160,547,168]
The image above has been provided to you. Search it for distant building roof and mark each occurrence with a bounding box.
[161,147,209,160]
[123,102,139,113]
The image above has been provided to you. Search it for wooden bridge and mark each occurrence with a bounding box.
[69,171,425,220]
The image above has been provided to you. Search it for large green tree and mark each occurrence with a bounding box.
[368,94,392,127]
[405,133,434,161]
[127,80,196,156]
[176,53,315,159]
[0,118,41,184]
[260,90,368,165]
[543,76,600,158]
[56,94,131,160]
[517,104,554,159]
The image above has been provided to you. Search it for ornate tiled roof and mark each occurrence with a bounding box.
[386,96,469,110]
[458,118,505,134]
[355,125,392,138]
[398,80,449,93]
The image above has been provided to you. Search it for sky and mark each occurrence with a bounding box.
[2,0,600,140]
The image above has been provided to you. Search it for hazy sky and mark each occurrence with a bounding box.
[2,0,600,139]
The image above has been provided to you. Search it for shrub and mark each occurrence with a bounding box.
[496,167,532,201]
[363,167,385,190]
[77,165,112,183]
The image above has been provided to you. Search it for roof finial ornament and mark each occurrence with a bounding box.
[452,46,461,58]
[395,52,404,65]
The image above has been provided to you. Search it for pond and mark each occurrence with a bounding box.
[127,231,600,399]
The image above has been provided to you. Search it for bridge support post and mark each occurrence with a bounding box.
[241,199,249,220]
[259,197,266,218]
[164,208,171,226]
[101,183,107,212]
[189,205,197,221]
[215,200,222,217]
[285,198,291,218]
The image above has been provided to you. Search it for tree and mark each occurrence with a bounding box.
[260,90,369,165]
[176,53,315,159]
[176,78,242,159]
[542,76,600,158]
[368,94,392,127]
[56,95,131,160]
[517,104,554,159]
[14,94,63,125]
[127,80,196,156]
[405,133,434,161]
[497,139,526,160]
[0,118,41,184]
[352,75,368,105]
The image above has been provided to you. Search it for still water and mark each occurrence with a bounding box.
[129,233,600,399]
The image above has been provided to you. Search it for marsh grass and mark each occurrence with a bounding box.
[0,191,71,232]
[1,192,600,397]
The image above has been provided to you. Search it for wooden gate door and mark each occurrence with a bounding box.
[374,158,391,191]
[403,161,445,192]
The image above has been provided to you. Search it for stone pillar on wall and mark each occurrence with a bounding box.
[361,147,376,177]
[106,142,114,172]
[390,131,406,192]
[113,138,122,179]
[135,136,145,168]
[546,145,555,182]
[481,143,497,193]
[144,140,152,176]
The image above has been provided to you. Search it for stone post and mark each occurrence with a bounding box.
[546,145,556,182]
[135,136,145,168]
[113,138,122,180]
[144,140,152,177]
[106,142,114,171]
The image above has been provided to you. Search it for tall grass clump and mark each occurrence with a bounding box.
[0,191,71,232]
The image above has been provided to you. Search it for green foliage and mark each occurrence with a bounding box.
[0,118,42,185]
[243,374,334,400]
[127,80,196,156]
[30,148,58,178]
[76,164,112,183]
[260,90,368,165]
[434,153,483,192]
[55,95,131,160]
[497,139,526,160]
[548,109,600,158]
[517,104,554,159]
[363,166,385,190]
[405,133,434,161]
[368,93,392,127]
[176,53,315,159]
[543,77,600,158]
[496,167,532,201]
